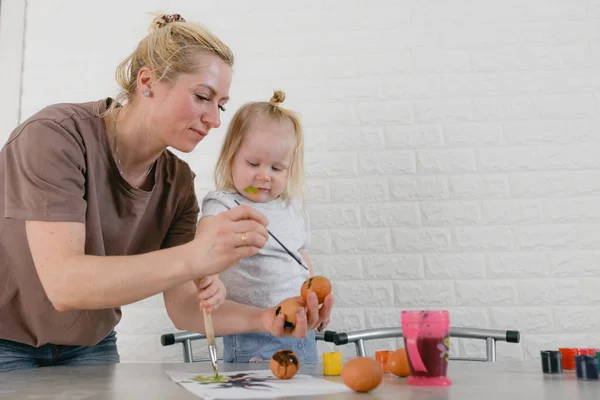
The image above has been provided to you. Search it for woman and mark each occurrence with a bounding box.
[0,13,332,372]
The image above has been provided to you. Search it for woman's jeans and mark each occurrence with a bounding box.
[0,331,119,373]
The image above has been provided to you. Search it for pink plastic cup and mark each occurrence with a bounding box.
[401,310,452,387]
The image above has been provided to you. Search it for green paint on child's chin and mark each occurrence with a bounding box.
[243,186,259,194]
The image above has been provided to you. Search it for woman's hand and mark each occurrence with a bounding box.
[188,205,269,278]
[194,275,226,313]
[260,292,334,338]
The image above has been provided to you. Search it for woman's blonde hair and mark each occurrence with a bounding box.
[106,12,234,113]
[214,90,305,202]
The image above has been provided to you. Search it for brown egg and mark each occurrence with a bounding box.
[388,348,410,377]
[341,357,383,393]
[275,298,306,331]
[300,276,332,304]
[270,349,300,379]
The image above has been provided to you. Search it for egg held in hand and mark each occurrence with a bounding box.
[274,298,306,331]
[341,357,383,393]
[300,276,332,305]
[270,349,300,379]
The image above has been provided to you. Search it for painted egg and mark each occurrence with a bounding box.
[341,357,383,393]
[270,349,300,379]
[275,298,306,331]
[388,348,410,377]
[300,276,332,304]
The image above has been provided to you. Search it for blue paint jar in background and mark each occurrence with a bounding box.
[575,355,599,380]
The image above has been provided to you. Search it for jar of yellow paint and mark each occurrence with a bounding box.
[323,352,343,376]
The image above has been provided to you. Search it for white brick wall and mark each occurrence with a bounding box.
[4,0,600,363]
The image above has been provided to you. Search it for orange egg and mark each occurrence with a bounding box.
[341,357,383,393]
[301,276,332,304]
[270,349,300,379]
[388,348,410,377]
[275,298,306,331]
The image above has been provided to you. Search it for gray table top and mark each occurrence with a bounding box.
[0,360,597,399]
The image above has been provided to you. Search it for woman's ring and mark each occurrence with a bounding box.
[241,232,247,246]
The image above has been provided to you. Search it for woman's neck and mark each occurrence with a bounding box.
[110,104,164,174]
[106,104,164,189]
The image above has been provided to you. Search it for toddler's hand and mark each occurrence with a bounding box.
[260,293,334,338]
[194,275,226,313]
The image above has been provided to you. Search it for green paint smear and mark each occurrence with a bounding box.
[243,186,259,194]
[186,374,230,384]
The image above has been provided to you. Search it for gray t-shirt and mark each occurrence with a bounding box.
[201,191,310,308]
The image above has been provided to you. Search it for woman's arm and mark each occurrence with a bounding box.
[163,279,332,337]
[26,221,196,311]
[162,214,331,337]
[26,205,268,312]
[164,281,262,335]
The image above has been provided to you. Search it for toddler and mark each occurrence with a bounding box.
[200,90,318,363]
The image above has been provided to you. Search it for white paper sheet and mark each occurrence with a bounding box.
[166,369,352,399]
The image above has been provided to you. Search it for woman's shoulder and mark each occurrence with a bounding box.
[21,99,107,127]
[4,99,109,153]
[9,99,108,145]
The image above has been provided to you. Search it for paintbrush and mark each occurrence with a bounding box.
[232,198,307,270]
[202,307,219,378]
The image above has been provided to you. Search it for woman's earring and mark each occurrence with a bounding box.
[143,90,152,98]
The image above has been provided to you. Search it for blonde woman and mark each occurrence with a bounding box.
[200,91,332,364]
[0,13,332,372]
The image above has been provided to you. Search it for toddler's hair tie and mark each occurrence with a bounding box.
[155,13,186,29]
[269,90,286,107]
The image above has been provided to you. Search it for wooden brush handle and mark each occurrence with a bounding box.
[202,307,216,346]
[195,277,216,346]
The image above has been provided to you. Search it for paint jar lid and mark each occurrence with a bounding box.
[579,348,599,356]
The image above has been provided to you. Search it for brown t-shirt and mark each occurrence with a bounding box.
[0,99,199,347]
